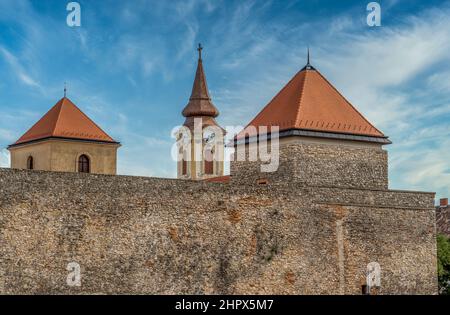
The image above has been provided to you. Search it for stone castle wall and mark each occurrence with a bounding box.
[436,205,450,237]
[231,141,388,189]
[0,162,437,294]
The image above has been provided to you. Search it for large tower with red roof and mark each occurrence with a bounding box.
[232,53,391,189]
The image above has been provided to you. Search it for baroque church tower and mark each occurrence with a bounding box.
[177,44,225,180]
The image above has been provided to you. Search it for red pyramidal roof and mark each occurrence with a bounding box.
[237,64,388,142]
[12,97,117,146]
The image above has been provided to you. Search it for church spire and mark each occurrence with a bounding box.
[178,44,225,181]
[182,44,219,118]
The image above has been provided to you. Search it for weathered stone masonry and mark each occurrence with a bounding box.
[0,141,438,294]
[232,141,388,189]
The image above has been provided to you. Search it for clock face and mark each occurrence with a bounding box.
[178,129,191,145]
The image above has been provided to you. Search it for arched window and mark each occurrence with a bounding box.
[27,156,34,170]
[78,155,90,173]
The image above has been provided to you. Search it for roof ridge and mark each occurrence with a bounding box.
[18,98,64,143]
[243,68,305,131]
[294,70,309,127]
[52,98,66,135]
[314,70,384,136]
[62,97,114,141]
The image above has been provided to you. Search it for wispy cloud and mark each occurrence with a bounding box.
[0,127,16,142]
[199,1,450,199]
[0,46,41,89]
[0,149,10,168]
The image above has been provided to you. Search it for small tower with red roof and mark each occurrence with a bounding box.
[8,94,120,175]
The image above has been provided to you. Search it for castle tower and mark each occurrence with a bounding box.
[232,50,391,188]
[177,44,225,180]
[8,95,120,175]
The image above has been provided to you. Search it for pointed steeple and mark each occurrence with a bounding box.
[182,44,219,118]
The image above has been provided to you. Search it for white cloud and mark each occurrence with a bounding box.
[0,149,10,168]
[390,134,450,198]
[0,46,41,89]
[427,70,450,93]
[311,8,450,199]
[0,128,16,142]
[205,2,450,198]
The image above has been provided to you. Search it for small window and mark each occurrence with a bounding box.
[78,155,90,173]
[27,156,34,170]
[257,178,269,185]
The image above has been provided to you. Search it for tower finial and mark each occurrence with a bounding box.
[307,46,310,66]
[302,46,315,71]
[197,43,203,60]
[64,82,67,98]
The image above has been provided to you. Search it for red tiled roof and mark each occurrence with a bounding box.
[237,66,385,139]
[13,97,117,145]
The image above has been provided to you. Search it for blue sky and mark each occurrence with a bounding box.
[0,0,449,200]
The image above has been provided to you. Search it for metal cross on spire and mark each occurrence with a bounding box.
[64,82,67,98]
[197,43,203,60]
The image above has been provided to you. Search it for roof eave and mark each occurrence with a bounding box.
[229,128,392,147]
[8,136,121,149]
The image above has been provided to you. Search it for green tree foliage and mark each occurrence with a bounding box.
[437,234,450,294]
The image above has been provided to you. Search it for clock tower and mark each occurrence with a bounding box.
[177,44,225,180]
